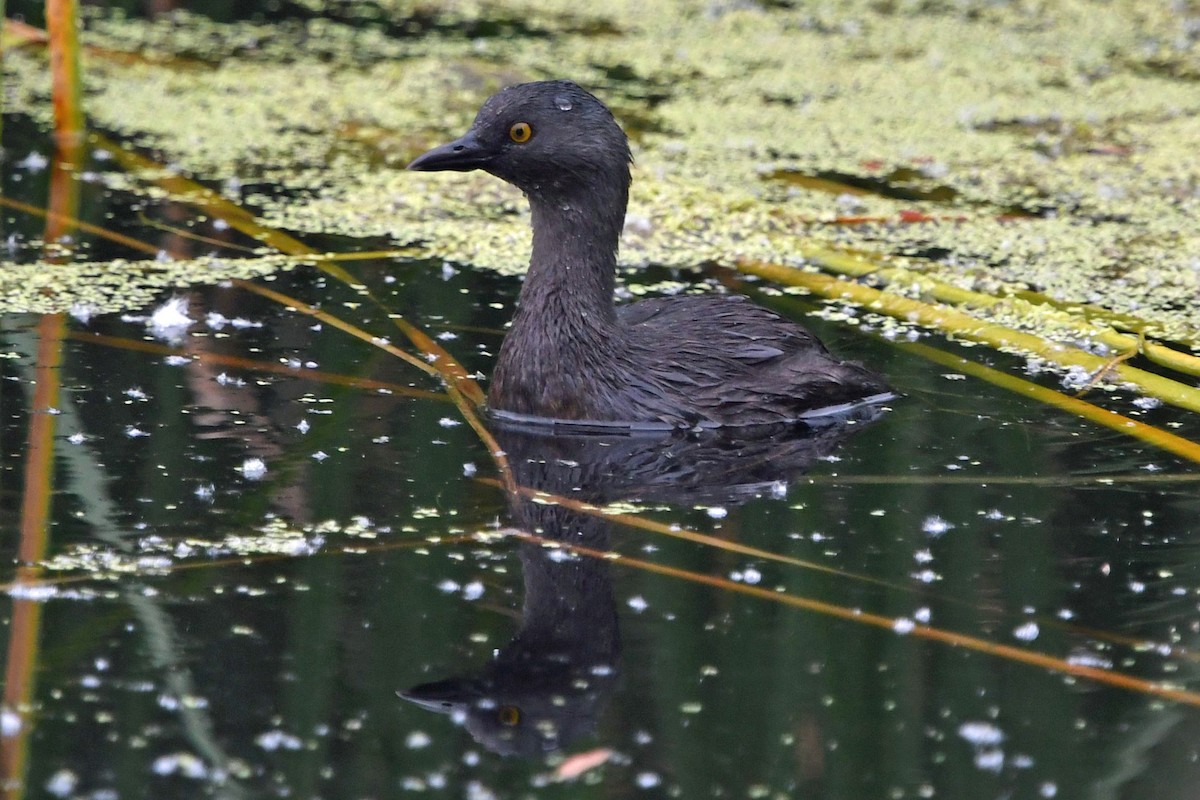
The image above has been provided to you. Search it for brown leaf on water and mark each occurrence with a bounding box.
[553,748,614,781]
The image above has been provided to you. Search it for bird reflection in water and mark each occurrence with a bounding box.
[401,405,885,758]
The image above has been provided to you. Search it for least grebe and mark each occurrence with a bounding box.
[409,80,890,428]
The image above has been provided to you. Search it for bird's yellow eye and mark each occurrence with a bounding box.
[509,122,533,143]
[498,705,521,726]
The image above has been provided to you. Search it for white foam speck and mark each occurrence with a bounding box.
[147,296,193,343]
[466,781,497,800]
[406,731,432,749]
[922,516,954,536]
[1,708,22,736]
[1066,650,1112,670]
[151,752,208,778]
[69,304,97,324]
[44,769,78,797]
[462,581,484,601]
[627,595,648,612]
[958,721,1005,746]
[240,458,267,480]
[635,772,661,789]
[974,748,1004,772]
[8,583,58,601]
[256,730,303,751]
[19,151,49,172]
[1013,621,1039,641]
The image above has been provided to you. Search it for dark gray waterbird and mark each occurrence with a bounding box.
[409,80,890,429]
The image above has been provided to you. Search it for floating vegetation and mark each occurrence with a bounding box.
[36,518,384,577]
[5,0,1198,344]
[0,254,304,315]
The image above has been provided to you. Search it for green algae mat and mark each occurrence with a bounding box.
[5,1,1200,347]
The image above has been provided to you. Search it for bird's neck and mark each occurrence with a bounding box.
[488,181,630,419]
[519,184,626,325]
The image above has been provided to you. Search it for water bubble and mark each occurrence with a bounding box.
[555,96,573,111]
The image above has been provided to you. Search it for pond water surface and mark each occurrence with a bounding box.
[4,14,1200,800]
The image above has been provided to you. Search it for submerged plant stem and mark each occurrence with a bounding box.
[46,0,83,149]
[897,340,1200,466]
[775,246,1200,378]
[737,257,1200,415]
[70,330,447,401]
[508,530,1200,709]
[476,477,907,591]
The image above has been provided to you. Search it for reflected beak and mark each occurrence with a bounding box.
[407,132,493,172]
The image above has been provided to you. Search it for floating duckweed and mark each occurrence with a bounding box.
[0,254,306,315]
[3,1,1197,340]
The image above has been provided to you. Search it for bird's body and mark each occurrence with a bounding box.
[409,80,889,428]
[494,292,885,427]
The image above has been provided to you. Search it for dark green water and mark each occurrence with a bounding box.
[3,20,1200,800]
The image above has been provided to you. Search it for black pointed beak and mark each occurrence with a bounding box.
[407,132,493,172]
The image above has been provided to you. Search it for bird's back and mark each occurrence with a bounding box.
[617,293,889,426]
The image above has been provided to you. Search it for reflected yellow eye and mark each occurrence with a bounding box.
[509,122,533,143]
[498,705,521,726]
